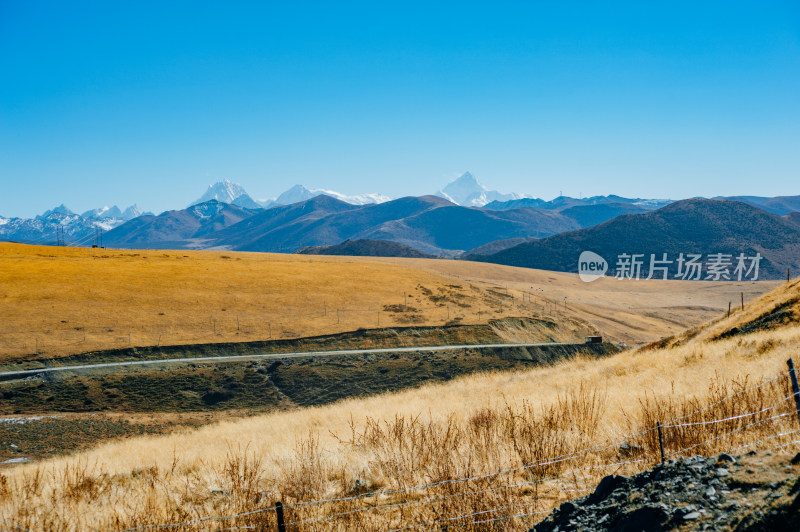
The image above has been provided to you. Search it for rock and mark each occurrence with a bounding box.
[613,505,670,531]
[790,452,800,465]
[588,474,628,503]
[675,505,698,516]
[529,452,800,532]
[559,501,577,514]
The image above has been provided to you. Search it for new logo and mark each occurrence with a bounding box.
[578,251,608,282]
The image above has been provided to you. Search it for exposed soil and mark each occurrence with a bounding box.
[716,297,800,340]
[1,317,582,373]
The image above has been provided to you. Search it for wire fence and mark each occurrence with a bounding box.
[66,363,800,532]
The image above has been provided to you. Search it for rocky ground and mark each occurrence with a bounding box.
[531,451,800,531]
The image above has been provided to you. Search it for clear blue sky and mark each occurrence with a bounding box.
[1,1,799,217]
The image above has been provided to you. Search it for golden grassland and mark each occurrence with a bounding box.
[1,279,799,530]
[0,243,777,360]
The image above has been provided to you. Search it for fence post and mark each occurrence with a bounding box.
[741,292,744,311]
[275,501,285,532]
[728,302,731,318]
[787,359,800,427]
[657,421,665,464]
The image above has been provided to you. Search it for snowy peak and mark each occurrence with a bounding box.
[192,179,250,206]
[274,185,315,206]
[121,205,145,220]
[81,205,124,220]
[270,185,390,207]
[435,172,522,207]
[189,200,227,219]
[37,204,75,219]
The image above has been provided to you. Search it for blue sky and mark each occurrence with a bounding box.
[1,1,799,217]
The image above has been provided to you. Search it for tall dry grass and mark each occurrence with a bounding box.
[2,318,800,530]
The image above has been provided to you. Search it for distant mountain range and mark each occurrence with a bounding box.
[191,179,391,210]
[103,200,260,249]
[0,203,148,245]
[3,175,800,280]
[484,194,672,212]
[468,199,800,280]
[435,172,526,207]
[103,195,585,256]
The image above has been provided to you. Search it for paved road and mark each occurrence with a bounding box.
[0,342,570,380]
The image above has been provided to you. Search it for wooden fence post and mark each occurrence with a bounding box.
[787,359,800,427]
[275,501,286,532]
[657,421,665,464]
[741,292,744,311]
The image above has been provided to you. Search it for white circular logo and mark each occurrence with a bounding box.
[578,251,608,282]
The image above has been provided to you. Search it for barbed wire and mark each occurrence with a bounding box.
[666,410,795,459]
[661,391,798,429]
[759,438,800,454]
[116,503,279,532]
[387,498,552,532]
[111,368,798,531]
[283,459,646,527]
[726,428,800,454]
[667,373,788,424]
[0,519,31,532]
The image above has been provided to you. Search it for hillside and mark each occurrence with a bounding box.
[484,194,671,211]
[1,269,798,530]
[211,195,580,255]
[0,242,773,360]
[557,202,650,228]
[296,238,435,258]
[473,199,800,280]
[783,211,800,230]
[103,200,260,247]
[723,194,800,216]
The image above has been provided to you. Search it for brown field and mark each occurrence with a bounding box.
[0,243,777,360]
[1,273,798,529]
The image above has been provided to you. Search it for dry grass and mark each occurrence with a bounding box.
[0,243,777,360]
[2,281,799,530]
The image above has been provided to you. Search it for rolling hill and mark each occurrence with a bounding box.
[296,239,435,258]
[103,200,261,248]
[2,260,796,530]
[195,195,580,255]
[721,195,800,216]
[782,211,800,230]
[471,199,800,280]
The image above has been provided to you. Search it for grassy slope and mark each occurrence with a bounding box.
[0,243,776,360]
[1,279,799,529]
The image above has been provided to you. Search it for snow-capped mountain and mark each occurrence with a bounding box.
[191,179,262,210]
[0,203,149,244]
[267,185,390,207]
[435,172,525,207]
[193,180,390,209]
[36,204,75,219]
[82,205,124,220]
[192,179,248,204]
[1,209,96,244]
[122,205,147,220]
